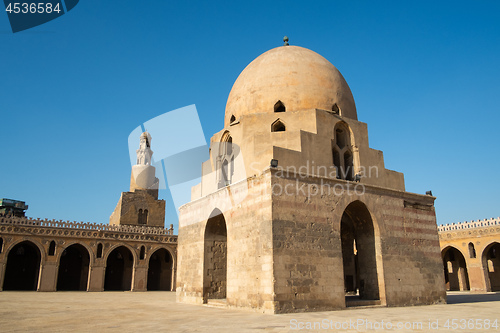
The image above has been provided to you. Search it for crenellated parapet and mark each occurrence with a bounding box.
[0,214,175,240]
[438,217,500,232]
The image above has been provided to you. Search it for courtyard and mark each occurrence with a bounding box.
[0,291,498,332]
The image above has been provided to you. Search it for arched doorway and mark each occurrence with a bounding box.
[104,246,134,291]
[3,241,41,290]
[442,246,470,291]
[147,248,173,291]
[482,242,500,291]
[57,244,90,291]
[203,209,227,301]
[341,201,380,303]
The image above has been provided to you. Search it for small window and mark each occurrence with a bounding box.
[230,115,236,123]
[468,242,476,258]
[332,103,340,114]
[271,119,286,132]
[274,100,285,112]
[97,243,103,258]
[140,246,145,260]
[48,241,56,256]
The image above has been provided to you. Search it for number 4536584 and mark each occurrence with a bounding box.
[5,2,61,14]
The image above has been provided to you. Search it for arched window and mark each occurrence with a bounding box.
[332,103,340,114]
[332,122,354,180]
[468,242,476,258]
[230,115,236,123]
[96,243,103,258]
[271,119,286,132]
[140,246,145,260]
[274,100,285,112]
[218,133,235,189]
[48,241,56,256]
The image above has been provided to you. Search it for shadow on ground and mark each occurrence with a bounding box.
[447,291,500,304]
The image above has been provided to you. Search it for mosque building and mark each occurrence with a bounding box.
[176,39,446,313]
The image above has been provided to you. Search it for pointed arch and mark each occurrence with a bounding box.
[341,200,382,304]
[274,100,286,112]
[57,243,90,291]
[441,246,470,291]
[147,247,174,291]
[104,245,135,291]
[230,115,236,123]
[3,241,41,290]
[271,119,286,132]
[481,242,500,291]
[203,208,227,302]
[333,121,354,180]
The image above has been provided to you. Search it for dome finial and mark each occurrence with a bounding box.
[283,36,289,46]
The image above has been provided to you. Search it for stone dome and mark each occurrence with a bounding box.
[225,45,357,126]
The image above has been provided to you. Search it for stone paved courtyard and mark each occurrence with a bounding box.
[0,291,499,332]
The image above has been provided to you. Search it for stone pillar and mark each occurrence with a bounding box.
[0,258,6,291]
[38,261,57,291]
[88,264,105,291]
[132,265,148,291]
[468,260,488,291]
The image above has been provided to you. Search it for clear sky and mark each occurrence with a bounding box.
[1,1,499,230]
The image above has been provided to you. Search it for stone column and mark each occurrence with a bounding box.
[0,258,6,291]
[468,259,488,291]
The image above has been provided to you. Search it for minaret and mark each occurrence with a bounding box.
[130,131,159,197]
[110,132,165,227]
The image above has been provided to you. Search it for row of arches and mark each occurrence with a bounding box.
[202,201,382,305]
[442,242,500,292]
[2,240,173,291]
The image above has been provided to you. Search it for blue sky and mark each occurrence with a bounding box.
[1,1,499,229]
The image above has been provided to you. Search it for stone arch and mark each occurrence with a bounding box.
[56,243,90,291]
[147,247,174,291]
[203,208,227,302]
[3,240,42,290]
[441,246,470,291]
[104,245,135,291]
[340,200,383,305]
[332,121,355,181]
[218,132,234,189]
[274,100,285,112]
[271,119,286,132]
[481,242,500,291]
